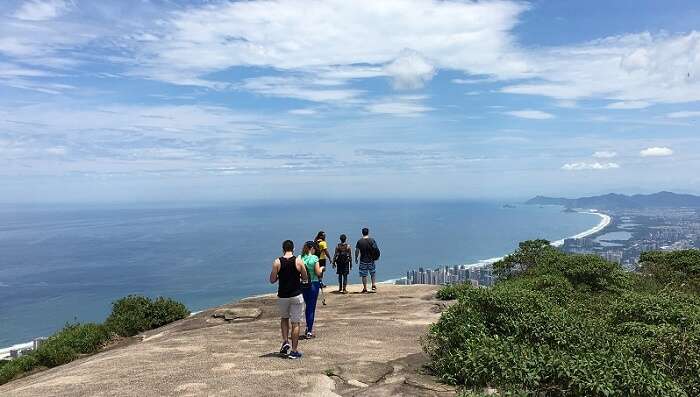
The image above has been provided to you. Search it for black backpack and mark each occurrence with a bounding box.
[369,238,381,261]
[335,244,350,266]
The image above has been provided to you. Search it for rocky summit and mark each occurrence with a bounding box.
[0,284,455,397]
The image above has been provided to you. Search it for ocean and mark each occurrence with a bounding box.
[0,200,600,348]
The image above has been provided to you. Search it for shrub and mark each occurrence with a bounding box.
[436,283,473,300]
[639,250,700,294]
[105,295,189,337]
[33,323,110,367]
[424,242,700,396]
[149,297,190,329]
[0,355,38,385]
[1,295,188,386]
[104,295,152,337]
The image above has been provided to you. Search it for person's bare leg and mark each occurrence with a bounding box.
[290,322,300,351]
[281,318,289,342]
[361,275,368,291]
[371,273,377,290]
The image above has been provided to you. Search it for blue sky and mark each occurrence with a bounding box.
[1,0,700,203]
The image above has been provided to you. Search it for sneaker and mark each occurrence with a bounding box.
[279,341,291,356]
[319,282,326,289]
[288,351,303,359]
[305,331,315,339]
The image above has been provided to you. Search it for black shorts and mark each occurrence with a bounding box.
[319,258,327,268]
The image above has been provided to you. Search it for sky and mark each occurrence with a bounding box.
[1,0,700,203]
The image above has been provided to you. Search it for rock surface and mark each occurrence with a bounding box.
[0,284,455,396]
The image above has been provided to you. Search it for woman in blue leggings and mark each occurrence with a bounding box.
[301,241,324,339]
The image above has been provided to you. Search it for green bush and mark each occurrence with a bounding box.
[104,295,152,337]
[639,250,700,294]
[105,295,190,337]
[0,355,38,385]
[425,242,700,396]
[149,297,190,329]
[34,323,110,367]
[1,295,188,386]
[436,283,473,300]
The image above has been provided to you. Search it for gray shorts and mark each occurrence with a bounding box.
[277,294,304,323]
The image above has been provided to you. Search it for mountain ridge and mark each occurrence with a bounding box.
[526,191,700,209]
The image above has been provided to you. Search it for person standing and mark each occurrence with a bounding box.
[269,240,308,359]
[333,234,352,293]
[301,241,323,339]
[315,231,331,290]
[355,227,380,293]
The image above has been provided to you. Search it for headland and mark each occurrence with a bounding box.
[0,284,454,397]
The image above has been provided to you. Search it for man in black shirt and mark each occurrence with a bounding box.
[270,240,308,359]
[355,227,379,293]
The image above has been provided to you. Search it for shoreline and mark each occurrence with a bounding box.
[0,209,612,355]
[393,208,612,281]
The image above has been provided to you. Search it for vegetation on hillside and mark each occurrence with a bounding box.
[0,295,189,385]
[424,241,700,396]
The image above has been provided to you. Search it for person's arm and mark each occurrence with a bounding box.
[355,245,360,264]
[349,245,353,269]
[296,257,309,282]
[314,259,324,277]
[332,246,338,268]
[269,258,281,284]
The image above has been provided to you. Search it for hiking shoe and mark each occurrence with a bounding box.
[279,341,291,356]
[288,351,303,359]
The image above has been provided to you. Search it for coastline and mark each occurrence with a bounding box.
[393,208,612,282]
[1,209,612,355]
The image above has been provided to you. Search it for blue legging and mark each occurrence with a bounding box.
[302,281,320,333]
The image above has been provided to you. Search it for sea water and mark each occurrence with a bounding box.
[0,200,599,347]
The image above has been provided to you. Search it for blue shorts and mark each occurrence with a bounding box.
[359,261,376,277]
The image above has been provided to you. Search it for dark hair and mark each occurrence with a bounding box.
[302,241,316,256]
[362,227,369,236]
[339,234,347,243]
[315,231,325,241]
[282,240,294,252]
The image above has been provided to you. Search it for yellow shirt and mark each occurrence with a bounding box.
[318,240,328,260]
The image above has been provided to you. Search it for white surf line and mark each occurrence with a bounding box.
[392,209,613,282]
[0,341,33,360]
[551,209,611,247]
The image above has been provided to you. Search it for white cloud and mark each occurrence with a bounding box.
[240,76,363,103]
[504,109,555,120]
[502,32,700,104]
[451,77,499,85]
[366,95,433,117]
[640,147,673,157]
[593,151,617,158]
[288,108,318,115]
[555,100,578,108]
[606,101,651,109]
[13,0,73,21]
[562,162,620,171]
[134,0,528,89]
[667,111,700,118]
[383,50,436,90]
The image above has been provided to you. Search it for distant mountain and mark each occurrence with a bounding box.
[526,191,700,209]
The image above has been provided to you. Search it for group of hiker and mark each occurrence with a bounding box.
[269,227,381,359]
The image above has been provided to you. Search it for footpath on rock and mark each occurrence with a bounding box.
[0,284,456,397]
